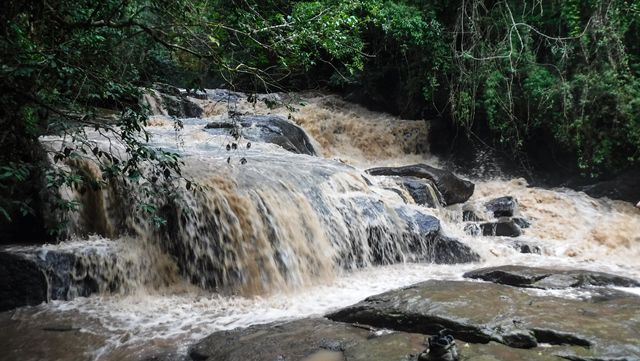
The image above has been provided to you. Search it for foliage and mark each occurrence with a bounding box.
[0,0,216,232]
[446,0,640,174]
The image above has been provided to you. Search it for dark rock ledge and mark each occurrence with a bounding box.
[186,317,600,361]
[0,244,119,312]
[325,276,640,360]
[185,269,640,361]
[464,265,640,290]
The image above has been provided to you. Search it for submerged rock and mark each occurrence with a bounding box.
[512,217,531,229]
[400,177,444,208]
[205,115,316,155]
[393,206,480,264]
[480,218,522,237]
[462,209,483,222]
[508,240,541,254]
[327,279,640,359]
[484,196,517,217]
[463,265,640,289]
[464,218,522,237]
[366,164,474,205]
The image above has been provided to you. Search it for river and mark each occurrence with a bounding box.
[1,91,638,361]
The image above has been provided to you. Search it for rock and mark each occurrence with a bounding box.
[205,115,316,155]
[512,217,531,229]
[481,218,522,237]
[162,94,203,118]
[366,164,474,205]
[394,206,480,264]
[578,168,640,204]
[428,236,480,264]
[188,317,586,361]
[0,252,48,312]
[203,89,245,102]
[462,210,483,222]
[401,177,443,208]
[485,196,517,217]
[142,352,188,361]
[0,244,120,311]
[145,84,204,118]
[636,201,640,209]
[463,265,640,290]
[188,318,421,361]
[508,241,541,254]
[327,279,640,359]
[465,218,521,237]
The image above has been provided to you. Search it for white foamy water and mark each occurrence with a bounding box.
[2,90,639,361]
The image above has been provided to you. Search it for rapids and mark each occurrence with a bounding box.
[1,91,639,361]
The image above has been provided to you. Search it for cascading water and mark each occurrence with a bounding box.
[1,90,639,361]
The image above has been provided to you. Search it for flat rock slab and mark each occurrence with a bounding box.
[464,265,640,290]
[187,318,595,361]
[327,280,640,359]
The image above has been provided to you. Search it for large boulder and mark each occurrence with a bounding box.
[366,164,474,205]
[205,115,316,155]
[463,265,640,289]
[327,279,640,359]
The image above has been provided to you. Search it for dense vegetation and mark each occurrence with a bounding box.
[1,0,639,236]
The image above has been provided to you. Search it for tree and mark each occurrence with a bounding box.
[0,0,220,239]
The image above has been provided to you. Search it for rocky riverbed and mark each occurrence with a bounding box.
[1,88,639,361]
[185,265,640,361]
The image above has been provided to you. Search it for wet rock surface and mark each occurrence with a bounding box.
[511,217,531,229]
[463,265,640,289]
[392,206,480,264]
[366,164,474,205]
[205,115,316,155]
[400,177,443,208]
[327,279,640,359]
[0,252,48,312]
[187,318,593,361]
[507,240,542,254]
[464,218,522,237]
[577,168,640,204]
[479,218,522,237]
[0,245,119,311]
[146,84,204,118]
[484,196,517,217]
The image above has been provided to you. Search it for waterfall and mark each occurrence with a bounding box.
[2,89,639,361]
[35,93,477,296]
[29,90,640,299]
